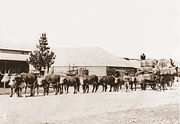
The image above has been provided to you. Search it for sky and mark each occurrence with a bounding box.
[0,0,180,60]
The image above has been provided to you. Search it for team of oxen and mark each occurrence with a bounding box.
[0,72,175,97]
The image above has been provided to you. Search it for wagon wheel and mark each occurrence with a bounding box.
[140,83,143,90]
[144,84,147,90]
[150,84,156,90]
[156,83,161,90]
[141,83,146,90]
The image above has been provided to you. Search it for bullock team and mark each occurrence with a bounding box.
[0,71,176,97]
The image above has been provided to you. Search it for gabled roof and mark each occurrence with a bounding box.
[128,59,141,68]
[52,47,140,68]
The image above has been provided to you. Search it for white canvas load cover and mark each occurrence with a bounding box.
[159,67,171,75]
[138,67,153,73]
[170,67,177,75]
[157,59,173,68]
[143,73,153,80]
[141,59,157,67]
[136,74,144,83]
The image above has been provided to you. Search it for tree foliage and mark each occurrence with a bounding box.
[28,33,56,73]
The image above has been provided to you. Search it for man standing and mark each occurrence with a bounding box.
[140,53,146,60]
[123,72,130,92]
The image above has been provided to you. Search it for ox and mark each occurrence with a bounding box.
[63,76,80,94]
[98,75,115,92]
[21,73,37,97]
[8,74,26,97]
[80,75,98,93]
[1,73,11,88]
[113,77,124,91]
[37,74,61,95]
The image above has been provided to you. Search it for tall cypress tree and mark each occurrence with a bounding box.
[28,33,56,74]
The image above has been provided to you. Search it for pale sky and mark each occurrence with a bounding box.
[0,0,180,60]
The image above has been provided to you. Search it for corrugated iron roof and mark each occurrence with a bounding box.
[128,59,141,68]
[52,47,140,68]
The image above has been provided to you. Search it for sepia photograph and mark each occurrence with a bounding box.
[0,0,179,123]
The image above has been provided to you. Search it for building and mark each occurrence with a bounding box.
[0,48,31,74]
[50,47,140,76]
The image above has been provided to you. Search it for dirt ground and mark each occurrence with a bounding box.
[0,82,179,124]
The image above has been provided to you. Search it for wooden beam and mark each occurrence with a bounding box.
[4,61,7,88]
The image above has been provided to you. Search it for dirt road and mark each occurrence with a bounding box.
[0,83,179,124]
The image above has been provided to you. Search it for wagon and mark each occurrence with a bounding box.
[138,59,177,90]
[141,72,176,90]
[139,73,158,90]
[143,79,157,90]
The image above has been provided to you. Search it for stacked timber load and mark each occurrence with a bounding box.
[138,59,157,80]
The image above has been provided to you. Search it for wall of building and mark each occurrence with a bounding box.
[0,48,31,74]
[106,66,137,76]
[86,66,107,76]
[51,66,107,76]
[51,66,137,77]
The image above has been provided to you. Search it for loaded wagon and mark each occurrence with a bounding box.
[137,59,177,90]
[158,67,177,87]
[136,72,157,90]
[136,59,158,90]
